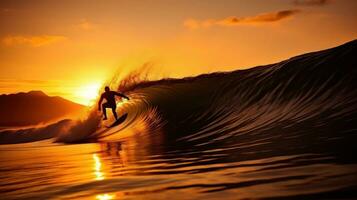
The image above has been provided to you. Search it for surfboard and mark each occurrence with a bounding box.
[107,113,128,128]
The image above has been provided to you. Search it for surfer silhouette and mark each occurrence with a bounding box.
[98,86,129,120]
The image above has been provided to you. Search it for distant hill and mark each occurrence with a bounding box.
[0,91,86,126]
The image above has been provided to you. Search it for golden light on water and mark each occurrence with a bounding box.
[116,98,129,109]
[93,153,116,199]
[93,153,105,181]
[96,193,116,200]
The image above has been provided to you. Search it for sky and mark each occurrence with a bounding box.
[0,0,356,105]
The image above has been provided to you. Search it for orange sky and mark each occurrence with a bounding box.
[0,0,356,105]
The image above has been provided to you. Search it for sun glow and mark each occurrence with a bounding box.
[76,83,102,106]
[93,153,105,180]
[96,194,116,200]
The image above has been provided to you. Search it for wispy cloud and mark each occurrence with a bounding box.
[293,0,330,6]
[0,79,60,89]
[0,79,49,84]
[77,19,96,30]
[184,10,301,29]
[1,8,13,13]
[2,35,66,47]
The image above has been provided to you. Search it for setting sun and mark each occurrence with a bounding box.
[75,82,102,106]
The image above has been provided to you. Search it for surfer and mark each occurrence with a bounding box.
[98,86,129,120]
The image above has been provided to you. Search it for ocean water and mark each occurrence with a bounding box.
[1,139,356,200]
[1,40,357,199]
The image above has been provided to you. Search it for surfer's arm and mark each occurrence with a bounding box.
[114,92,129,100]
[98,95,104,111]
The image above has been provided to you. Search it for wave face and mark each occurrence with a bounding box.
[1,40,357,199]
[102,40,357,152]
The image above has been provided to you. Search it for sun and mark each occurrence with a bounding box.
[76,82,102,106]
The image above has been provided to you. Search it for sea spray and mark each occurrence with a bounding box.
[55,110,101,143]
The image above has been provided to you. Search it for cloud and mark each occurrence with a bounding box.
[2,35,66,47]
[293,0,330,6]
[77,19,96,30]
[1,8,13,13]
[0,79,50,84]
[0,79,62,89]
[184,10,301,29]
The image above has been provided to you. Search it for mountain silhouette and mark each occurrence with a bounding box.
[0,91,85,126]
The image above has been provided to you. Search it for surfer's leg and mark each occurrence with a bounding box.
[102,103,108,120]
[111,107,118,120]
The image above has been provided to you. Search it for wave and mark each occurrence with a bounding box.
[1,39,357,158]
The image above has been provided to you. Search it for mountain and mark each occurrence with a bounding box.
[0,91,85,126]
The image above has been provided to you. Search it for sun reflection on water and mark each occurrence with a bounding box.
[91,142,145,200]
[93,154,105,181]
[96,193,116,200]
[93,153,117,199]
